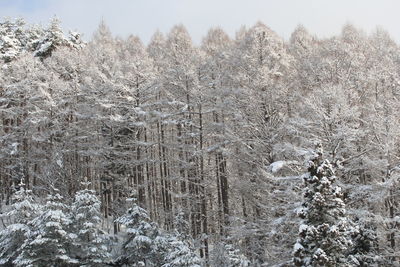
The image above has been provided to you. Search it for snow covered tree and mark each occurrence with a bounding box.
[349,220,380,266]
[70,181,111,266]
[209,242,250,267]
[34,17,70,58]
[68,30,86,50]
[162,235,202,267]
[161,210,202,267]
[200,27,232,242]
[0,18,24,62]
[0,180,40,266]
[293,146,354,266]
[14,193,77,266]
[115,197,167,266]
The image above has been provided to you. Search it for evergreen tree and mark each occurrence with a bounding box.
[14,193,77,266]
[162,210,202,267]
[0,180,40,266]
[34,17,70,58]
[115,198,166,266]
[162,235,202,267]
[209,242,250,267]
[0,18,23,62]
[349,221,380,266]
[70,181,111,266]
[293,146,354,266]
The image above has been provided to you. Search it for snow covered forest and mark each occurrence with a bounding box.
[0,17,400,266]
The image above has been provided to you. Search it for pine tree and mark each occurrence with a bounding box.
[14,193,77,266]
[161,210,202,267]
[209,242,249,267]
[349,221,380,266]
[162,235,202,267]
[34,17,70,58]
[0,180,40,266]
[115,198,166,266]
[70,181,111,266]
[0,18,23,62]
[293,146,354,266]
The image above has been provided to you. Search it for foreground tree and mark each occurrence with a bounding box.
[14,193,77,266]
[115,197,168,266]
[160,210,202,267]
[162,235,202,267]
[0,180,40,265]
[293,146,354,266]
[209,242,250,267]
[71,181,111,266]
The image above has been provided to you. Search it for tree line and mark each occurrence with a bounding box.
[0,17,400,265]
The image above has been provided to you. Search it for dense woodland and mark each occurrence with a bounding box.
[0,17,400,266]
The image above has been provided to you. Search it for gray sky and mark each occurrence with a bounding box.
[0,0,399,43]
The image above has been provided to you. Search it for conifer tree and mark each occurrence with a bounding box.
[14,193,77,266]
[209,242,250,267]
[293,146,354,266]
[0,180,40,266]
[0,18,23,62]
[162,235,202,267]
[162,210,202,267]
[71,181,111,266]
[115,197,166,266]
[34,17,70,58]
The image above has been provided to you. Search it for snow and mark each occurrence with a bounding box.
[7,223,26,232]
[56,159,63,167]
[110,114,123,122]
[268,160,298,173]
[269,161,285,173]
[299,224,308,233]
[10,142,18,155]
[294,242,304,252]
[35,41,52,55]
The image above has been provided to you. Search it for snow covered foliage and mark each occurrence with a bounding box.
[115,198,167,266]
[0,18,24,62]
[70,181,111,266]
[209,243,250,267]
[14,193,77,266]
[349,221,380,266]
[3,16,400,265]
[157,210,203,267]
[162,235,202,267]
[0,180,40,266]
[115,198,202,267]
[0,17,84,62]
[34,17,71,58]
[293,146,354,266]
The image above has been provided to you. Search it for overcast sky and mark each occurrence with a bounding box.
[0,0,399,44]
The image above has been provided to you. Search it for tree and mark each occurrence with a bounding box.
[162,235,202,267]
[200,27,232,241]
[34,17,71,58]
[162,210,202,267]
[350,220,380,266]
[0,180,40,266]
[0,18,24,62]
[115,197,167,266]
[209,242,249,267]
[0,53,56,201]
[14,193,77,266]
[70,181,111,266]
[294,146,354,266]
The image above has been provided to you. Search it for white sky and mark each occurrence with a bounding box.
[0,0,399,43]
